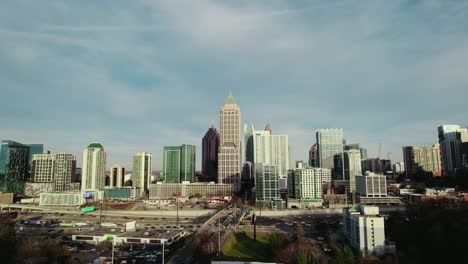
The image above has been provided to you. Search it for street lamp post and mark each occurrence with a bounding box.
[173,192,181,227]
[218,218,221,256]
[162,241,165,264]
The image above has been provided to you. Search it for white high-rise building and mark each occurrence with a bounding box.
[252,126,290,178]
[32,153,76,192]
[218,90,242,192]
[133,152,152,195]
[81,143,106,192]
[344,149,362,192]
[343,206,386,256]
[293,167,331,201]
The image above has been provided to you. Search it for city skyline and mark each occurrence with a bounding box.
[1,1,468,169]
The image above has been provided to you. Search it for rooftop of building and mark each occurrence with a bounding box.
[88,143,104,148]
[223,89,237,105]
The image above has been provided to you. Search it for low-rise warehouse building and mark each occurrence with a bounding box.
[148,182,232,199]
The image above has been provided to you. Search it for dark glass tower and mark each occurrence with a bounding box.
[0,140,30,195]
[202,124,220,182]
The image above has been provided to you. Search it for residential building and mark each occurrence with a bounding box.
[438,125,468,175]
[255,163,283,209]
[309,143,317,167]
[81,143,106,192]
[202,124,220,182]
[0,140,30,195]
[316,128,344,180]
[108,164,125,188]
[218,90,242,192]
[133,152,152,194]
[402,145,442,177]
[163,146,181,183]
[293,167,331,205]
[343,206,386,256]
[356,172,387,197]
[32,153,76,192]
[344,149,362,193]
[180,145,195,182]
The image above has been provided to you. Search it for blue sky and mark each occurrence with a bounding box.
[1,0,467,170]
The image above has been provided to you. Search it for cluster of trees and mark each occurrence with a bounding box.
[386,200,468,263]
[0,218,73,264]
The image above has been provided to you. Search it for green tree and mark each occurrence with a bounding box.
[0,218,17,263]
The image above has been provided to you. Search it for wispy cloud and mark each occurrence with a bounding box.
[1,0,467,169]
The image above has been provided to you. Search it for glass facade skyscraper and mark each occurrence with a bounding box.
[316,128,345,180]
[202,125,220,182]
[0,140,30,195]
[163,146,181,183]
[180,144,195,182]
[163,145,195,183]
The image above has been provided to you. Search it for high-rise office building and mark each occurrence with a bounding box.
[438,125,468,175]
[133,152,152,194]
[316,128,344,180]
[32,153,76,192]
[109,164,125,187]
[26,144,44,181]
[244,124,255,164]
[251,125,289,178]
[309,143,317,167]
[0,140,30,195]
[163,145,195,183]
[255,163,283,209]
[403,145,442,177]
[81,143,106,192]
[344,149,362,193]
[163,146,181,183]
[218,90,242,192]
[180,145,195,182]
[202,124,220,182]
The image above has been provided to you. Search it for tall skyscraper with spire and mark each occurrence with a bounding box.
[218,90,242,192]
[202,122,220,182]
